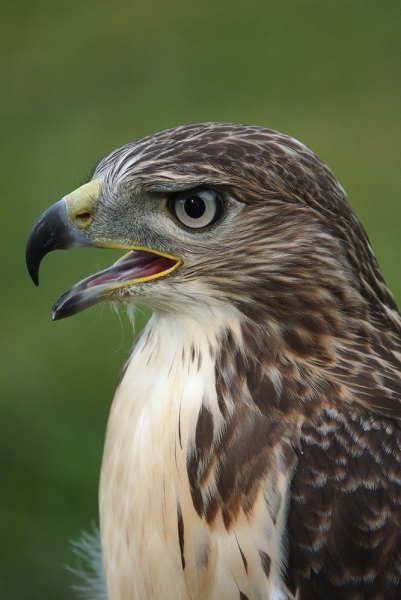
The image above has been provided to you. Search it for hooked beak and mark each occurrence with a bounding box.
[26,180,181,320]
[26,180,102,285]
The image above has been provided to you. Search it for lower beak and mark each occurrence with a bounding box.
[50,249,180,320]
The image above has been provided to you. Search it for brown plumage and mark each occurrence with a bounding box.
[26,123,401,599]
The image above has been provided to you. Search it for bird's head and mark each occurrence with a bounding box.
[26,123,398,336]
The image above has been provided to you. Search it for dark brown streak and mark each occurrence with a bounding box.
[178,398,182,450]
[177,501,185,570]
[259,550,271,579]
[235,532,248,574]
[195,403,214,457]
[216,392,228,418]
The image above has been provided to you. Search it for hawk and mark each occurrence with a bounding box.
[26,123,401,600]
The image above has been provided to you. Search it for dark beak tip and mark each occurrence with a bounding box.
[26,257,40,286]
[51,298,63,321]
[26,229,41,286]
[26,198,93,290]
[25,213,52,287]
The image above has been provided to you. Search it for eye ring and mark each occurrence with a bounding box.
[170,188,223,229]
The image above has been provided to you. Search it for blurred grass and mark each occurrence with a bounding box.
[1,0,400,598]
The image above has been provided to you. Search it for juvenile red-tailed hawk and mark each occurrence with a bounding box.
[26,123,401,600]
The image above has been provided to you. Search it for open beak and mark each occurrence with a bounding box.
[26,181,181,320]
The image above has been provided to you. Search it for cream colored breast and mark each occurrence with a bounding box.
[99,311,291,600]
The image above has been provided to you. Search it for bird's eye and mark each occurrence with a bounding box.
[171,188,223,229]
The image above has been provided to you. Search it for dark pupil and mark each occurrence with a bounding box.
[184,196,206,219]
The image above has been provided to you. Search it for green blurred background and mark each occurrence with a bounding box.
[1,1,400,598]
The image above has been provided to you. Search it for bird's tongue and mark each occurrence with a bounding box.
[86,250,176,288]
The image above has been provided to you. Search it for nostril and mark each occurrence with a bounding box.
[75,212,92,227]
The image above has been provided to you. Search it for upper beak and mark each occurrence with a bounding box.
[26,180,101,285]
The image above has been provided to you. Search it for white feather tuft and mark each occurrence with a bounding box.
[67,524,108,600]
